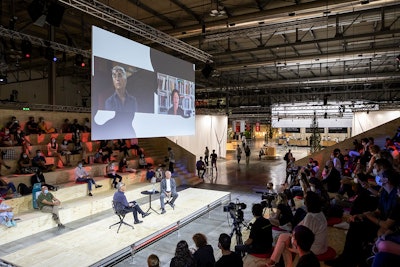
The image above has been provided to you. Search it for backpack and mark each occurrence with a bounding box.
[18,183,32,195]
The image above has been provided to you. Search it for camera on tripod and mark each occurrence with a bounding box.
[223,201,247,223]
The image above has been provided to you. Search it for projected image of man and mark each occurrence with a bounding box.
[168,89,184,117]
[105,66,137,113]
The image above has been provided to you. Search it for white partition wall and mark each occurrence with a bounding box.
[167,115,228,159]
[352,111,400,136]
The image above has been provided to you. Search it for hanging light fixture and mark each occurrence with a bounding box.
[209,0,226,17]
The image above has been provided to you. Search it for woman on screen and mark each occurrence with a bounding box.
[168,89,185,117]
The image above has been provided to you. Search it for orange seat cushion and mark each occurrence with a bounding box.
[316,246,336,261]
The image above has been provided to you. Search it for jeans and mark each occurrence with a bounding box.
[76,177,96,191]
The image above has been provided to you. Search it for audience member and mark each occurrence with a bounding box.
[235,145,242,164]
[36,185,65,229]
[0,197,16,227]
[138,154,147,169]
[215,233,243,267]
[83,117,91,132]
[235,203,273,255]
[108,167,123,189]
[74,162,102,196]
[17,152,37,174]
[0,150,11,174]
[168,147,175,173]
[60,139,72,166]
[196,156,206,178]
[94,148,109,164]
[118,157,135,173]
[47,137,65,168]
[192,233,215,267]
[30,169,57,191]
[60,119,71,133]
[113,182,149,224]
[170,240,195,267]
[24,116,39,135]
[269,192,293,231]
[0,128,14,146]
[160,170,178,214]
[116,139,129,158]
[322,160,341,193]
[147,254,160,267]
[0,176,20,198]
[14,127,31,155]
[292,225,320,267]
[6,116,20,135]
[38,117,56,134]
[146,167,155,182]
[32,149,53,172]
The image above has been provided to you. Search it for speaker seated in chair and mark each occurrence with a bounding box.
[160,171,178,214]
[109,200,134,233]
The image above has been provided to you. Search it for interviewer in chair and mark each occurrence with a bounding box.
[113,182,150,224]
[160,170,178,214]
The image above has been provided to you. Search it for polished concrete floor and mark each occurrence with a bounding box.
[115,141,310,267]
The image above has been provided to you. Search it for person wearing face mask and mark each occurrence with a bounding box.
[36,185,65,230]
[360,158,392,197]
[74,162,102,196]
[325,169,400,267]
[60,139,72,166]
[47,137,65,169]
[32,149,54,172]
[0,128,14,147]
[17,152,37,174]
[30,169,57,191]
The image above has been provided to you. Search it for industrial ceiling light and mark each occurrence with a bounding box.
[209,1,226,17]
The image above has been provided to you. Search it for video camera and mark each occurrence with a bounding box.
[223,201,247,223]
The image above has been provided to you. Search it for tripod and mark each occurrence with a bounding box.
[230,219,250,257]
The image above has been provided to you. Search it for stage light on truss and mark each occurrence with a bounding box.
[75,54,85,67]
[21,40,32,58]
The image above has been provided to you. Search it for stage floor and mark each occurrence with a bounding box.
[1,188,230,267]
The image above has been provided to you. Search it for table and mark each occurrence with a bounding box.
[141,190,160,215]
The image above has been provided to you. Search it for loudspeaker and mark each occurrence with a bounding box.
[28,0,45,22]
[201,64,213,78]
[46,3,65,27]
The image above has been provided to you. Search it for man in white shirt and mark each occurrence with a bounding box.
[159,171,178,214]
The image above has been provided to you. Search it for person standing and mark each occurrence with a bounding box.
[245,145,251,165]
[236,145,242,164]
[196,157,206,179]
[36,185,65,229]
[192,233,216,267]
[168,147,175,173]
[204,147,209,166]
[113,182,149,224]
[210,149,218,171]
[160,171,178,214]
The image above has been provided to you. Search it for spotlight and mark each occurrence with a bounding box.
[45,47,57,62]
[75,54,85,67]
[21,40,32,58]
[0,75,7,84]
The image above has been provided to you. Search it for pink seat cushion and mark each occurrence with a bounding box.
[316,246,336,261]
[272,226,288,231]
[327,217,342,226]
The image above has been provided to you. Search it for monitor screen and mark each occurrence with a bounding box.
[91,26,195,140]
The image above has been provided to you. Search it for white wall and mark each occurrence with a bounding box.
[167,115,228,159]
[272,117,352,128]
[352,110,400,136]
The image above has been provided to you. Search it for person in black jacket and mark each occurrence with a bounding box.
[192,233,215,267]
[30,169,57,191]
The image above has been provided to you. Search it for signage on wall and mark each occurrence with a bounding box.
[328,127,348,133]
[255,122,260,132]
[282,127,300,133]
[305,128,324,133]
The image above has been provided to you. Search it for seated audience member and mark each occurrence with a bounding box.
[215,233,243,267]
[192,233,215,267]
[170,240,195,267]
[71,136,85,159]
[0,176,20,198]
[60,119,71,133]
[74,162,102,196]
[322,160,341,193]
[6,116,20,135]
[38,117,56,134]
[36,185,65,229]
[0,197,16,227]
[116,139,129,158]
[47,137,65,168]
[14,127,31,155]
[146,167,155,182]
[118,157,135,173]
[113,182,149,224]
[17,152,38,174]
[108,167,122,189]
[160,171,179,214]
[267,191,328,267]
[269,192,294,231]
[0,128,15,147]
[83,118,91,132]
[30,169,57,191]
[292,225,320,267]
[138,154,147,169]
[70,119,82,135]
[235,203,273,255]
[196,156,206,179]
[24,116,39,135]
[32,150,53,172]
[60,139,72,166]
[94,148,109,164]
[147,254,160,267]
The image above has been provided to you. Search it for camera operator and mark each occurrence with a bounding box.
[235,203,273,255]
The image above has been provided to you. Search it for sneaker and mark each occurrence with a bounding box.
[333,221,350,230]
[6,221,13,228]
[88,192,93,196]
[11,220,16,227]
[142,212,150,218]
[169,202,175,209]
[134,220,143,224]
[161,209,166,214]
[58,223,65,229]
[95,184,102,188]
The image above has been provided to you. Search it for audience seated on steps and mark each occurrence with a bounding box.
[6,116,20,135]
[74,162,102,196]
[60,118,72,133]
[60,139,72,166]
[118,157,135,173]
[24,116,40,135]
[14,127,32,155]
[38,117,56,134]
[0,150,11,174]
[107,163,122,189]
[47,137,65,169]
[32,149,54,172]
[36,185,65,230]
[0,197,17,228]
[0,176,20,198]
[30,169,57,191]
[17,152,38,174]
[0,128,15,147]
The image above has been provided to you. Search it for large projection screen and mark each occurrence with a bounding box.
[91,26,195,140]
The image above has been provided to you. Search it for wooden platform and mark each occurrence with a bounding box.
[1,188,230,267]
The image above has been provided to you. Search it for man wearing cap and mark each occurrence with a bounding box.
[113,182,150,224]
[36,185,65,230]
